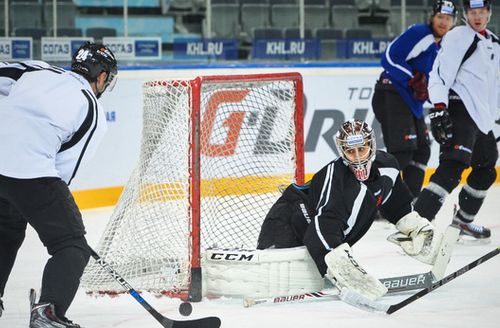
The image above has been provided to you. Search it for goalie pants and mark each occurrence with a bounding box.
[0,175,90,316]
[372,81,431,197]
[414,99,498,221]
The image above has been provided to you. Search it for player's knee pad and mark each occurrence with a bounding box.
[51,244,91,269]
[0,218,27,246]
[466,166,497,190]
[457,184,486,219]
[429,160,468,193]
[47,236,91,259]
[257,183,311,249]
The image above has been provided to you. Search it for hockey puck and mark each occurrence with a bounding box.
[179,302,192,316]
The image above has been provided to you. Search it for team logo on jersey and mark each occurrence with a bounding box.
[454,145,472,154]
[404,134,417,140]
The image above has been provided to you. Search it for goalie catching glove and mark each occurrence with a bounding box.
[388,211,443,265]
[325,243,387,301]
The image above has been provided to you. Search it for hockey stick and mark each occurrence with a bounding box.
[243,225,459,308]
[242,269,437,308]
[243,290,339,308]
[340,246,500,315]
[90,248,221,328]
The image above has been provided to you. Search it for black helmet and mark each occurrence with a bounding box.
[463,0,491,10]
[433,0,457,16]
[71,42,118,91]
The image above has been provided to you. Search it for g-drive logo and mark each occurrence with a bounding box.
[455,145,472,153]
[405,134,417,140]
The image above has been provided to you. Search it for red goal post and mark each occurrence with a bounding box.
[81,72,305,301]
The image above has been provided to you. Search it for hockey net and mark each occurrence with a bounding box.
[80,73,304,301]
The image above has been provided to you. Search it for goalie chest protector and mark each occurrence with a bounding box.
[257,183,313,249]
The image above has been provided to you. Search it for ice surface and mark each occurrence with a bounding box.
[2,187,500,327]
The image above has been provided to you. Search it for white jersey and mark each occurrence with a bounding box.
[428,24,500,134]
[0,61,107,184]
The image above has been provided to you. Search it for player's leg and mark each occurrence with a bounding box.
[402,145,430,198]
[372,82,418,161]
[0,186,28,317]
[414,101,474,221]
[453,131,498,243]
[372,82,420,214]
[401,116,431,198]
[4,176,89,327]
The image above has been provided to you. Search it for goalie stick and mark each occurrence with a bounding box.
[340,246,500,315]
[243,225,459,308]
[90,248,221,328]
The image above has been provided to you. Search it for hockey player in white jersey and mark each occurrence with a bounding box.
[0,42,117,327]
[415,0,499,243]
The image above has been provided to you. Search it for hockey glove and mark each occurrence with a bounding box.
[388,211,443,265]
[325,243,387,301]
[408,71,429,100]
[429,105,453,147]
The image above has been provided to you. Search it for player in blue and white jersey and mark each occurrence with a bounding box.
[372,0,456,199]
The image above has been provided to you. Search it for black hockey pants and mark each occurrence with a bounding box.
[0,175,90,316]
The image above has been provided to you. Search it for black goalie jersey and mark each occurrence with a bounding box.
[304,151,414,274]
[257,150,414,275]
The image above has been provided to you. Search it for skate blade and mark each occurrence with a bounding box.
[456,235,491,245]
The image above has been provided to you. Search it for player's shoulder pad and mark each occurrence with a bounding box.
[374,150,401,171]
[403,23,433,38]
[443,25,472,42]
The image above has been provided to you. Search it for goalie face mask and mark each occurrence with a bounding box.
[334,119,376,182]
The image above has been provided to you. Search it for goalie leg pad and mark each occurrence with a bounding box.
[203,247,324,298]
[388,211,443,265]
[324,243,387,301]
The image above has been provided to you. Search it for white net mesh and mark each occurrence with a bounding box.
[81,74,303,297]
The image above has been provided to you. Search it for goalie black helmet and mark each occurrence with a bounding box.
[433,0,457,16]
[71,42,118,92]
[334,119,376,182]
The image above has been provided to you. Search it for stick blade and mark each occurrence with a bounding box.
[339,288,390,314]
[169,316,222,328]
[431,225,460,281]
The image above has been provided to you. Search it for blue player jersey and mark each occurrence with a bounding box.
[381,24,440,118]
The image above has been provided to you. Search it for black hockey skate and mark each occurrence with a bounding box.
[452,206,491,245]
[30,303,81,328]
[453,219,491,244]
